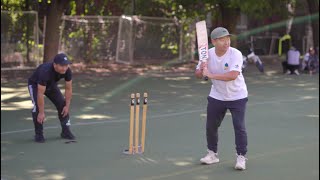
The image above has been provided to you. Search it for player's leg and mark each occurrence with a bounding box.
[27,84,45,143]
[287,64,295,74]
[301,60,307,71]
[228,98,248,155]
[242,56,248,70]
[228,98,248,170]
[308,60,317,75]
[293,65,300,75]
[253,55,264,73]
[200,96,227,164]
[206,97,227,152]
[45,85,75,140]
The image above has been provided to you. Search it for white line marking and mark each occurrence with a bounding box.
[1,97,317,135]
[140,143,319,180]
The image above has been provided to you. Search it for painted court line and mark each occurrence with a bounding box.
[140,143,319,180]
[1,97,317,135]
[0,110,200,135]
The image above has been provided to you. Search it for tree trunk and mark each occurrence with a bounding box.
[307,0,319,49]
[219,3,241,48]
[75,0,85,15]
[43,0,70,63]
[25,0,30,63]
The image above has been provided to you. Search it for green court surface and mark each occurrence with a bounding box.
[1,64,319,180]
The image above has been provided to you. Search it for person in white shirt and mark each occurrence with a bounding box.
[301,48,311,71]
[195,27,248,170]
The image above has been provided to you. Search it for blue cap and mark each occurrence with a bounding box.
[210,27,231,39]
[53,53,72,65]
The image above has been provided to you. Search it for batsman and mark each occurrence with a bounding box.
[195,26,249,170]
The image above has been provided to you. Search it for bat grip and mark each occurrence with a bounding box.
[202,60,208,81]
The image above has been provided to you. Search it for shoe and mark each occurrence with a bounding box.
[309,71,313,75]
[34,134,45,143]
[200,150,220,164]
[286,70,291,75]
[294,70,300,75]
[61,128,75,140]
[235,154,247,170]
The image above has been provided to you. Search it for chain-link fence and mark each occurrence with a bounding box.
[59,15,195,65]
[1,10,40,70]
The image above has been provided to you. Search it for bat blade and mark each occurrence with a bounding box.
[196,20,209,81]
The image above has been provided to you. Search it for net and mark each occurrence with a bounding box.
[59,15,194,65]
[116,15,193,64]
[59,15,120,64]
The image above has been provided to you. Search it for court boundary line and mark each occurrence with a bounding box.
[1,97,318,135]
[140,142,319,180]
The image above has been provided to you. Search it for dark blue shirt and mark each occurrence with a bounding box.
[28,62,72,89]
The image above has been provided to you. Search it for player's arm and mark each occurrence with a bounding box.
[203,69,239,81]
[195,69,203,79]
[37,84,46,123]
[204,50,243,81]
[65,80,72,108]
[62,80,72,117]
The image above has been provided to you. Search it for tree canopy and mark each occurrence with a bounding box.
[1,0,318,62]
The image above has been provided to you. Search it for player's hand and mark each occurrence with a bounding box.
[61,106,69,117]
[202,67,211,78]
[37,113,45,124]
[200,61,207,71]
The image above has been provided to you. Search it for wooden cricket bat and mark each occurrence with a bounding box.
[196,20,209,81]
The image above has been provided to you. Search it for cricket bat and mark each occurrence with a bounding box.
[196,20,209,81]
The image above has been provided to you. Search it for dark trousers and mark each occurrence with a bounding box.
[206,97,248,155]
[282,61,300,74]
[27,84,70,135]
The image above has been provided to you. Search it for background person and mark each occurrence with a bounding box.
[282,45,301,75]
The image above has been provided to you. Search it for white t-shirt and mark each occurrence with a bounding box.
[287,49,300,65]
[303,52,310,62]
[196,47,248,101]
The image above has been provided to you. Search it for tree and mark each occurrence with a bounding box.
[307,0,319,48]
[43,0,70,62]
[1,0,35,63]
[2,0,316,63]
[132,0,288,34]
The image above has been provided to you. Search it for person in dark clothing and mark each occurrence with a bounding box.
[27,53,75,143]
[306,47,319,75]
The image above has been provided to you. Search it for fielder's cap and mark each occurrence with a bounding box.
[210,27,232,39]
[53,53,72,65]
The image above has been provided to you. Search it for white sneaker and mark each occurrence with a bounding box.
[235,154,247,170]
[200,150,220,164]
[294,70,300,75]
[286,70,291,75]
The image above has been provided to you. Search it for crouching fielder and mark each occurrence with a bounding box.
[195,27,249,170]
[28,53,76,143]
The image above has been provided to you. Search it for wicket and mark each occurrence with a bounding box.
[124,92,148,154]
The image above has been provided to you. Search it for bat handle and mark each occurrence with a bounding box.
[202,60,208,81]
